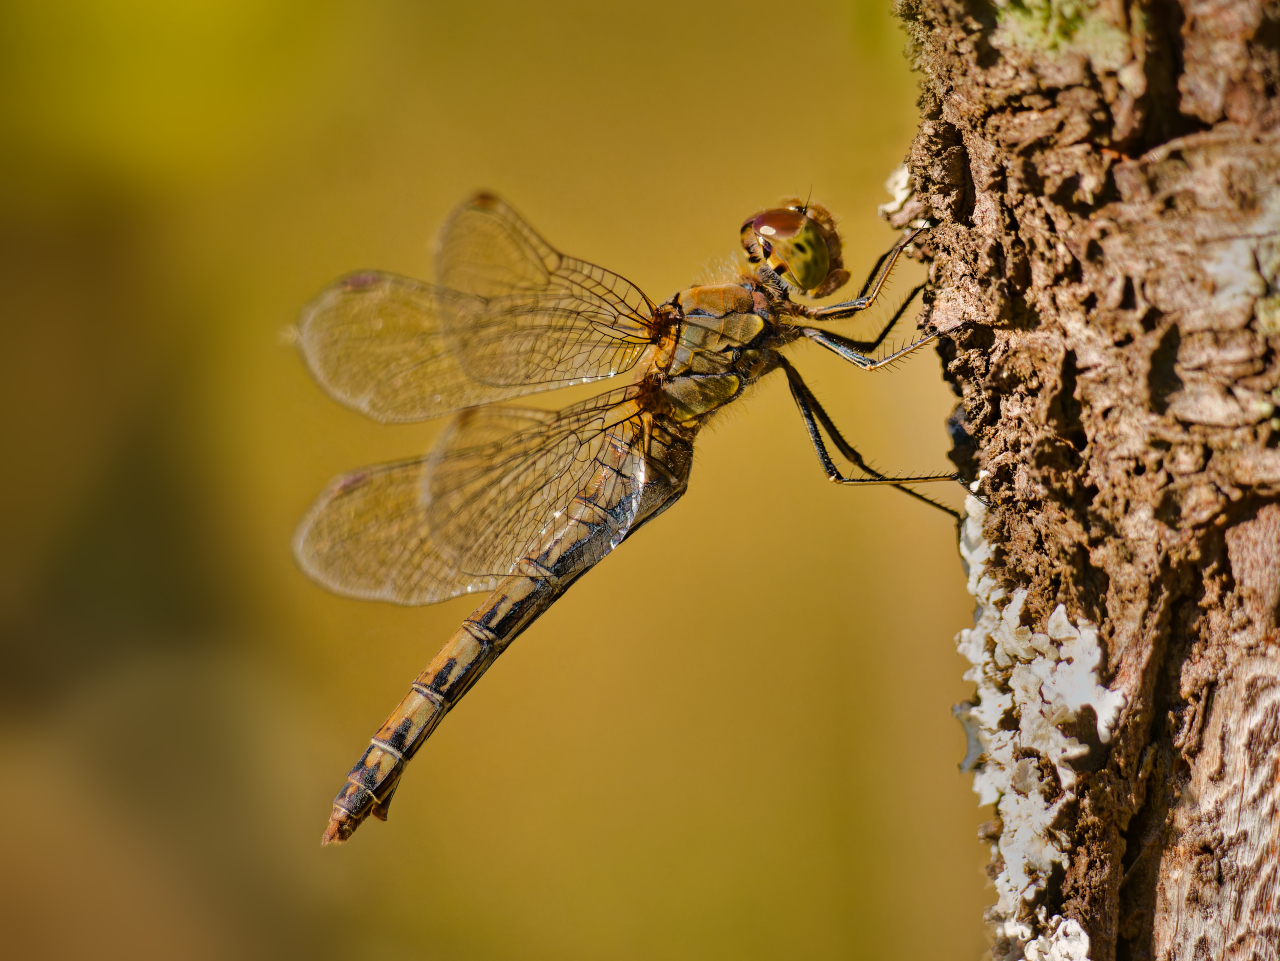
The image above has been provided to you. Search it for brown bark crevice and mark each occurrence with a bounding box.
[886,0,1280,958]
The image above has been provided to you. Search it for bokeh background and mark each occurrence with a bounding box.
[0,1,990,958]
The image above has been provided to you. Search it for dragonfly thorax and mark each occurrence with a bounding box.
[658,282,786,423]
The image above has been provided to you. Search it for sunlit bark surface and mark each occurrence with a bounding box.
[887,0,1280,958]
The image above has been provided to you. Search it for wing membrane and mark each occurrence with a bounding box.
[297,272,533,422]
[437,194,656,386]
[295,194,659,424]
[294,387,648,605]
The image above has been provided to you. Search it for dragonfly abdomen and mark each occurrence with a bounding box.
[322,429,687,844]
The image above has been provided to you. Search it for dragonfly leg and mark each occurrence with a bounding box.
[778,357,960,519]
[802,227,924,321]
[804,282,926,355]
[801,326,941,372]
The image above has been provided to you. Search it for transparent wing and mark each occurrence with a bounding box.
[297,271,531,423]
[293,386,649,605]
[437,193,657,387]
[295,194,659,424]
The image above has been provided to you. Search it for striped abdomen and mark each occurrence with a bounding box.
[322,419,692,844]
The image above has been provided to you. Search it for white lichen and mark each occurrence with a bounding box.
[956,488,1124,958]
[1025,914,1091,961]
[877,164,913,216]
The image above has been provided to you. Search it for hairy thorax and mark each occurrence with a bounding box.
[654,281,797,424]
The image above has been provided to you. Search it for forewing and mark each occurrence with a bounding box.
[437,194,658,388]
[298,271,570,423]
[294,387,648,606]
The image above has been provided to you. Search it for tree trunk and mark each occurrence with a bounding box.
[883,0,1280,958]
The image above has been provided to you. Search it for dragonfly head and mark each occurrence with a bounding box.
[740,201,851,298]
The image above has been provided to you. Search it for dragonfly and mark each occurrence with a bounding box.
[294,193,958,845]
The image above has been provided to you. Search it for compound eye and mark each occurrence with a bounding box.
[750,208,807,240]
[749,209,830,293]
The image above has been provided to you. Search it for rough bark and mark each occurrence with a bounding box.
[884,0,1280,958]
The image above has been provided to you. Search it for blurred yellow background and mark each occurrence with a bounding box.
[0,1,989,958]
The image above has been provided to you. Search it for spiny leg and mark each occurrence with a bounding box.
[807,282,925,355]
[853,227,922,303]
[804,227,924,322]
[853,246,895,301]
[778,357,960,519]
[802,326,941,372]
